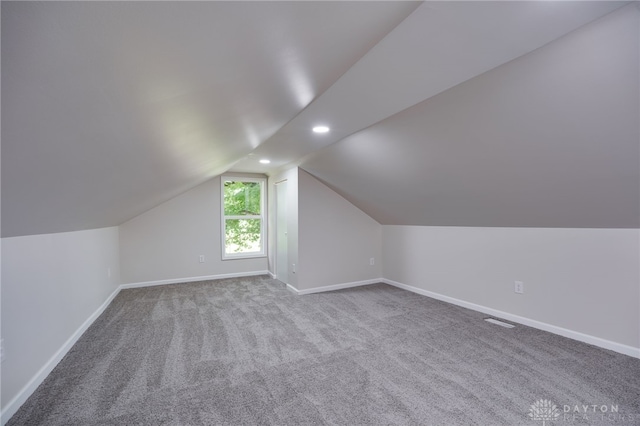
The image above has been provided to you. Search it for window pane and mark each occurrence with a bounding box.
[224,181,261,216]
[225,219,262,254]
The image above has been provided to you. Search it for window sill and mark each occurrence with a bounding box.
[222,253,267,261]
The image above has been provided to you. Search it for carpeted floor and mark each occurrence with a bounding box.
[8,276,640,425]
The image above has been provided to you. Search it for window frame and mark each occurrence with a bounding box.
[220,176,267,260]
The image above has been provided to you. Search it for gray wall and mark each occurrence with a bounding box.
[1,227,120,413]
[119,176,268,284]
[268,167,382,291]
[297,169,381,290]
[382,226,640,349]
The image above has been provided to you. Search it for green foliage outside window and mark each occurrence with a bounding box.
[224,181,261,216]
[223,181,263,254]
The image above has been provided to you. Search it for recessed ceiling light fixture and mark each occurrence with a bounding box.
[312,125,330,134]
[259,159,271,164]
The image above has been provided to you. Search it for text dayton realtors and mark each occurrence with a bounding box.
[562,404,639,422]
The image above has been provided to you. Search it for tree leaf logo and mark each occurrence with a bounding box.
[529,399,560,425]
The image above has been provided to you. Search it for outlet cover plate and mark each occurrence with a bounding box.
[515,281,524,294]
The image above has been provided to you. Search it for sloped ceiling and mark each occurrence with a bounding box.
[1,1,419,237]
[2,1,636,237]
[300,3,639,228]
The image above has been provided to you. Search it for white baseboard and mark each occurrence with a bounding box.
[1,286,122,425]
[287,278,381,296]
[119,270,271,289]
[1,270,272,425]
[4,273,637,425]
[382,278,640,359]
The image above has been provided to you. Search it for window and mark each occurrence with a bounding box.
[221,177,266,259]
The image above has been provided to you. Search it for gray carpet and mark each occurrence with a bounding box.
[8,276,640,425]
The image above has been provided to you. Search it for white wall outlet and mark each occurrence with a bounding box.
[292,263,296,273]
[515,281,524,294]
[199,255,205,263]
[370,257,375,266]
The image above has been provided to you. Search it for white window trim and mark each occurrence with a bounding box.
[221,176,267,260]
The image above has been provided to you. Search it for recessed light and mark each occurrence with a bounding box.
[259,159,271,164]
[312,125,330,134]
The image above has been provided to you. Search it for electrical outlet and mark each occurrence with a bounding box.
[369,257,375,266]
[514,281,524,294]
[199,255,205,263]
[292,263,296,273]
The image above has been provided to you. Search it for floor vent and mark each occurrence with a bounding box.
[484,318,515,328]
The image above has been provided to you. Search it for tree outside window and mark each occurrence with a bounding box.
[222,178,265,258]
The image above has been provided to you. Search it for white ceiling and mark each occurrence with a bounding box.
[302,3,639,228]
[2,1,635,237]
[231,1,629,174]
[1,1,419,237]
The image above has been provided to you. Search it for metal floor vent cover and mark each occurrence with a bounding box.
[484,318,515,328]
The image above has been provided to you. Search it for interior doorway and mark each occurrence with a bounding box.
[275,180,288,284]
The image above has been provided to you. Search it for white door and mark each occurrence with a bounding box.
[276,180,288,283]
